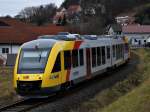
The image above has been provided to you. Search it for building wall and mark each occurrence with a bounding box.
[108,27,115,35]
[0,44,20,59]
[124,33,150,46]
[108,27,122,35]
[12,45,20,54]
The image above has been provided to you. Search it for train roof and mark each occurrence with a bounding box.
[38,35,124,41]
[21,38,58,49]
[21,35,126,49]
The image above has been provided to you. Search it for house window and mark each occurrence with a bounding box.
[2,48,9,54]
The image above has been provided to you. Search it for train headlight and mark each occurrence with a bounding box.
[23,76,29,79]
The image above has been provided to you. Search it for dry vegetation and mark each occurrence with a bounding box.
[101,49,150,112]
[0,67,18,105]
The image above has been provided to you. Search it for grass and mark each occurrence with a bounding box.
[101,78,150,112]
[70,49,150,112]
[100,49,150,112]
[0,67,17,104]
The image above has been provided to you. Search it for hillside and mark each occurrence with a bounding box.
[135,4,150,25]
[101,78,150,112]
[60,0,150,34]
[118,3,150,25]
[100,49,150,112]
[61,0,80,8]
[62,0,150,16]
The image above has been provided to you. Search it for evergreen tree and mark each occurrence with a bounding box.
[57,17,62,25]
[62,14,67,26]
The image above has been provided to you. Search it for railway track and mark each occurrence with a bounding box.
[0,91,67,112]
[0,56,137,112]
[0,65,129,112]
[0,98,38,112]
[0,96,56,112]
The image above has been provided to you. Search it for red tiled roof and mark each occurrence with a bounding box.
[0,18,67,44]
[122,25,150,34]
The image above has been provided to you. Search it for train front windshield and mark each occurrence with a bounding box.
[18,49,50,74]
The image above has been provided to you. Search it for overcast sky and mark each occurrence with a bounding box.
[0,0,64,17]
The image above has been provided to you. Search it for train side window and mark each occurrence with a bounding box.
[125,43,129,53]
[64,51,71,69]
[116,45,118,59]
[120,44,122,58]
[116,45,119,60]
[92,47,96,67]
[97,47,101,66]
[72,50,79,68]
[118,45,121,59]
[121,44,124,57]
[79,49,84,66]
[52,53,61,73]
[107,46,110,59]
[102,46,106,64]
[113,45,115,58]
[118,45,119,58]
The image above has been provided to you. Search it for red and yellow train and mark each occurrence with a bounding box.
[13,35,130,97]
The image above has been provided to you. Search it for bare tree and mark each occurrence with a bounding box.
[18,4,57,26]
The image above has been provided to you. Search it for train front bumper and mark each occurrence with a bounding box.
[15,80,61,96]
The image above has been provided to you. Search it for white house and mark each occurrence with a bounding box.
[115,16,135,26]
[0,44,20,65]
[0,18,67,66]
[122,25,150,47]
[107,24,122,35]
[53,4,82,24]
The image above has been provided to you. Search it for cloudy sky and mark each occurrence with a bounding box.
[0,0,64,16]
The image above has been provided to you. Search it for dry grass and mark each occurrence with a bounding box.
[0,67,17,104]
[101,78,150,112]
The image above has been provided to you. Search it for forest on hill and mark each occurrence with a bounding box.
[135,4,150,25]
[61,0,150,34]
[15,0,150,34]
[62,0,150,16]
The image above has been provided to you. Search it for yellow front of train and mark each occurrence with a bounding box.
[13,38,71,97]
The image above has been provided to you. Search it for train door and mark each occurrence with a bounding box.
[63,51,71,83]
[51,52,62,86]
[86,48,91,79]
